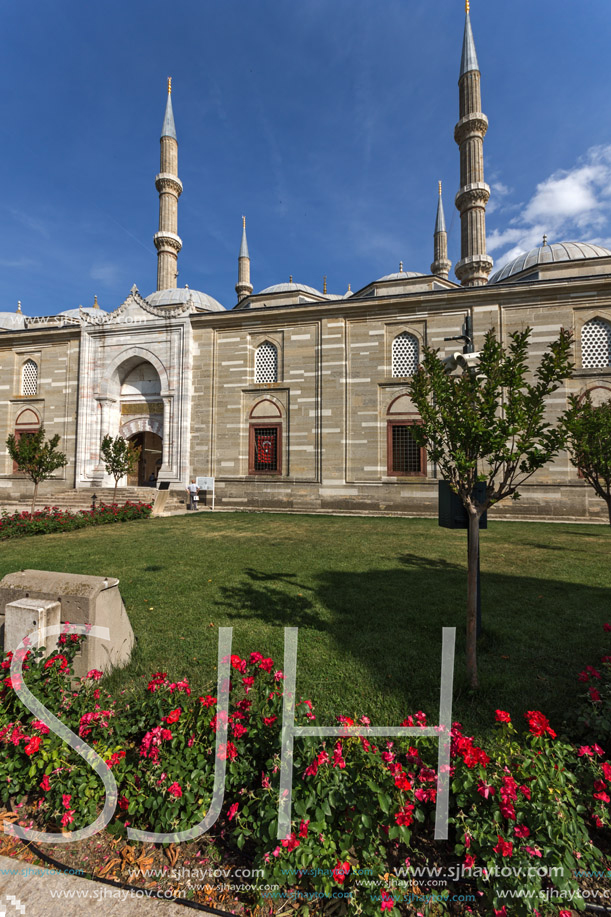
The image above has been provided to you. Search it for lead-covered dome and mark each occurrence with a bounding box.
[489,241,611,284]
[146,288,225,312]
[257,282,323,297]
[376,271,424,282]
[0,312,27,330]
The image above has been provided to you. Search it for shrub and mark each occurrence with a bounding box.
[0,501,152,540]
[1,638,608,915]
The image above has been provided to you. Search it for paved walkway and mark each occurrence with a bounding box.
[0,855,217,916]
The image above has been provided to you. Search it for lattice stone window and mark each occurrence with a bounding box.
[582,318,611,369]
[392,332,419,377]
[21,359,38,396]
[255,342,278,383]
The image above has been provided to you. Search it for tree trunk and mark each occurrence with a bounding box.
[113,478,118,504]
[466,510,480,689]
[607,495,611,527]
[31,481,38,515]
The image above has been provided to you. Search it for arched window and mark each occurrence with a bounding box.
[255,342,278,383]
[249,400,282,474]
[582,318,611,369]
[13,408,41,474]
[392,332,419,378]
[386,396,425,477]
[21,359,38,396]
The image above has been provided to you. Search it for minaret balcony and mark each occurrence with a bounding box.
[454,112,488,144]
[155,173,183,196]
[455,182,491,211]
[154,231,183,253]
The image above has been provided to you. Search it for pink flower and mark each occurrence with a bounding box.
[61,812,74,827]
[494,909,508,917]
[242,676,255,694]
[227,802,239,821]
[263,716,277,727]
[380,893,394,911]
[261,771,271,789]
[514,825,530,838]
[303,760,318,779]
[592,744,605,755]
[62,794,72,809]
[477,780,495,800]
[604,623,611,632]
[524,846,542,858]
[167,782,182,798]
[500,801,516,821]
[86,669,103,680]
[578,746,594,757]
[299,819,309,838]
[39,775,50,792]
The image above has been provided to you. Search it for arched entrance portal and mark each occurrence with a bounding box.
[127,431,163,486]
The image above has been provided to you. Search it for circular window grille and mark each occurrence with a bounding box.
[582,318,611,369]
[21,359,38,396]
[255,343,278,383]
[392,332,419,377]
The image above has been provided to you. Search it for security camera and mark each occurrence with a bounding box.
[455,352,481,371]
[442,353,460,373]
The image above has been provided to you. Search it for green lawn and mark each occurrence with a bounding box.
[2,513,609,736]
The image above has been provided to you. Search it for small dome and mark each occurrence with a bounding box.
[257,282,323,297]
[59,306,108,319]
[376,271,424,282]
[146,288,225,312]
[489,241,611,284]
[0,312,27,330]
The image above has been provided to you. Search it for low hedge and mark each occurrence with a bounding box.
[0,502,152,539]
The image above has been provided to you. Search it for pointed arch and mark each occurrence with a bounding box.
[21,358,38,396]
[581,317,611,369]
[391,332,419,378]
[255,341,278,383]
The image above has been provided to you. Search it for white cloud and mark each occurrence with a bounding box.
[488,145,611,268]
[90,263,121,285]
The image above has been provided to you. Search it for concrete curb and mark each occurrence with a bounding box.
[0,855,218,916]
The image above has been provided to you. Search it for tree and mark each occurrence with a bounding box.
[6,428,68,513]
[562,392,611,525]
[100,434,141,503]
[408,327,573,688]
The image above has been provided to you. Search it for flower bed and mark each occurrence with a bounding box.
[1,630,610,915]
[0,502,152,539]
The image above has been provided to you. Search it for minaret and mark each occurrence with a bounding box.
[454,2,493,287]
[431,182,452,279]
[154,78,183,291]
[235,216,253,301]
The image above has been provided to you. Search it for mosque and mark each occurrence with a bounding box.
[1,7,610,521]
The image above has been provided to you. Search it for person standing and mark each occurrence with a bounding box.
[186,479,199,511]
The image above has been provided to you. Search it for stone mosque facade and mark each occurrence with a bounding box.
[1,10,611,521]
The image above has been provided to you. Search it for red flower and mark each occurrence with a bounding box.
[493,835,513,857]
[44,654,68,671]
[602,763,611,780]
[603,624,611,632]
[499,801,516,821]
[495,710,511,724]
[242,676,255,693]
[24,735,41,756]
[118,796,129,811]
[167,782,182,798]
[303,759,318,779]
[199,694,216,707]
[514,824,530,838]
[525,710,556,738]
[164,708,182,724]
[218,741,237,761]
[380,892,394,911]
[395,804,415,827]
[464,853,475,869]
[281,832,300,852]
[263,716,277,727]
[227,802,239,820]
[259,657,274,673]
[40,775,50,792]
[477,780,495,799]
[230,655,246,674]
[332,860,350,884]
[590,687,602,703]
[299,819,309,838]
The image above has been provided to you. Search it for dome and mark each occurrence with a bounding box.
[376,271,424,282]
[146,288,225,312]
[59,306,108,319]
[0,312,27,331]
[257,282,323,297]
[489,241,611,284]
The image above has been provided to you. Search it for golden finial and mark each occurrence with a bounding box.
[438,180,442,195]
[242,215,246,229]
[323,275,327,294]
[167,77,172,95]
[347,283,351,292]
[16,301,21,314]
[399,261,403,272]
[543,234,548,246]
[465,0,470,14]
[289,275,293,283]
[93,294,99,310]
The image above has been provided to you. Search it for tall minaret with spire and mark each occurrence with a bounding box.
[454,2,493,287]
[431,182,451,279]
[154,78,183,292]
[235,216,253,301]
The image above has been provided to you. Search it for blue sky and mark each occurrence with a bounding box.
[3,0,611,316]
